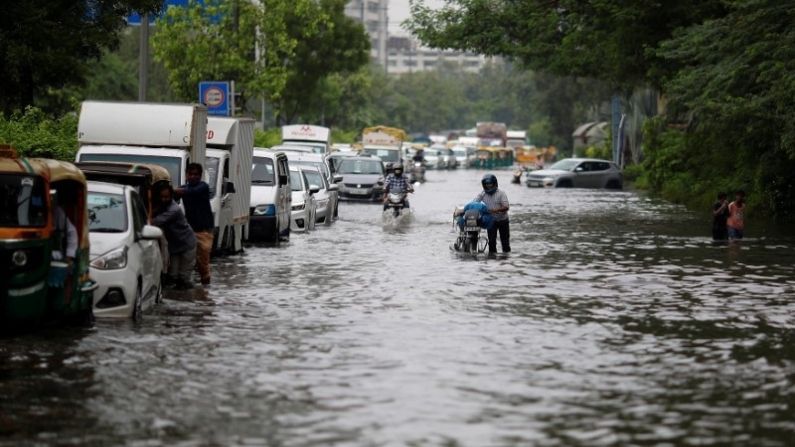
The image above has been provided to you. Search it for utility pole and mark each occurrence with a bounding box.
[138,13,149,102]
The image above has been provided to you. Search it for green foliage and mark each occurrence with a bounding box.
[0,107,78,160]
[152,0,369,122]
[0,0,163,114]
[254,129,281,148]
[331,129,358,144]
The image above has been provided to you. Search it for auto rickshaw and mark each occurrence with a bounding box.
[0,146,96,330]
[496,147,514,167]
[74,162,171,221]
[473,147,499,169]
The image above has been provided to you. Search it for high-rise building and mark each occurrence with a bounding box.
[344,0,388,66]
[385,36,495,74]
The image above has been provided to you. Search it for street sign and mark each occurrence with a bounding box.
[199,81,231,116]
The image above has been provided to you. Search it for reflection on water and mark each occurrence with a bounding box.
[2,170,794,446]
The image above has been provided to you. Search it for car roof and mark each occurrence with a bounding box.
[253,148,285,159]
[340,156,384,163]
[87,180,130,194]
[272,144,316,153]
[561,157,615,163]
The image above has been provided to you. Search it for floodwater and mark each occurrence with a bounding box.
[2,169,795,446]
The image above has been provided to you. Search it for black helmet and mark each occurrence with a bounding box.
[394,165,403,175]
[481,173,498,194]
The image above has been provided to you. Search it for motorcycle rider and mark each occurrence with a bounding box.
[475,174,510,253]
[383,165,414,210]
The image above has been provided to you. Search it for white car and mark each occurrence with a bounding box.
[300,166,338,225]
[87,182,163,320]
[289,167,318,232]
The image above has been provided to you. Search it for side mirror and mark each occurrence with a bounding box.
[140,225,163,240]
[574,167,584,173]
[309,185,320,195]
[328,184,339,192]
[333,174,343,183]
[224,181,236,194]
[279,174,288,186]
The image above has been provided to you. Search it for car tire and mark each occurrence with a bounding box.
[556,179,573,188]
[133,281,143,322]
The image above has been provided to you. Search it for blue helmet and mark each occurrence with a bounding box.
[481,173,498,194]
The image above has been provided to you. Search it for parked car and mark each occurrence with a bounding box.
[290,166,318,232]
[525,158,623,189]
[300,166,338,225]
[336,156,385,201]
[327,151,359,175]
[422,147,445,169]
[249,149,291,243]
[442,148,459,169]
[283,152,340,220]
[452,145,475,168]
[88,181,163,320]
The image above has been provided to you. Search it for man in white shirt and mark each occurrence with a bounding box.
[475,174,510,254]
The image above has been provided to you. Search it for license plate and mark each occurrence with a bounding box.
[528,181,541,187]
[349,188,369,195]
[464,226,480,232]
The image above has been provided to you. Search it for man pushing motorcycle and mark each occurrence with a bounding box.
[475,174,510,254]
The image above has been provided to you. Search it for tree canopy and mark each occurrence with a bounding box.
[0,0,162,114]
[152,0,369,123]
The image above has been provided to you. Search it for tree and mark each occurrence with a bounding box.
[407,0,725,90]
[0,0,162,114]
[152,0,369,122]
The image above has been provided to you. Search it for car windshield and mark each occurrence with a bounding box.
[289,171,304,192]
[549,159,581,171]
[338,159,383,175]
[290,143,325,154]
[205,157,219,198]
[290,160,330,179]
[0,174,47,228]
[302,169,324,189]
[453,148,467,156]
[80,154,183,185]
[87,192,127,233]
[361,147,399,162]
[252,157,275,185]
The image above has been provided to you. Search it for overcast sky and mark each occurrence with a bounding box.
[388,0,443,36]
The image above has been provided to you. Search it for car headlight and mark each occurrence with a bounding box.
[12,250,28,267]
[91,247,127,270]
[543,177,555,183]
[252,204,276,216]
[292,203,305,211]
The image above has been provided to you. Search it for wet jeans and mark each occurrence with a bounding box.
[487,219,511,253]
[195,231,214,284]
[169,246,196,286]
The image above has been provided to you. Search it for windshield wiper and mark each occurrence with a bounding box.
[252,179,274,184]
[90,228,124,233]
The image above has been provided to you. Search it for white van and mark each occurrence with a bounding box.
[248,149,291,243]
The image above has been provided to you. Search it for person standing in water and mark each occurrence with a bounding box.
[175,163,214,285]
[727,190,746,241]
[475,173,510,254]
[712,192,729,241]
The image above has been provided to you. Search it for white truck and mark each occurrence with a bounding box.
[506,130,528,149]
[281,125,331,154]
[205,117,254,254]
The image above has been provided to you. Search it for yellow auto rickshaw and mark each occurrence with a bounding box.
[473,147,500,169]
[1,146,96,330]
[74,162,171,221]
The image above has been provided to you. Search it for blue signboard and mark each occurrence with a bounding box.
[199,81,231,116]
[126,0,190,26]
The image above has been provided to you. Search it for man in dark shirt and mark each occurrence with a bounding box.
[712,192,729,241]
[152,186,197,289]
[176,163,214,285]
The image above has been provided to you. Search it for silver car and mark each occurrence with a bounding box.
[526,158,623,189]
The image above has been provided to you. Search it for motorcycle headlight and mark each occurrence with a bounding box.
[253,204,276,216]
[12,250,28,267]
[91,247,127,270]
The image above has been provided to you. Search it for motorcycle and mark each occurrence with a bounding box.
[410,162,426,184]
[452,205,488,254]
[384,188,410,218]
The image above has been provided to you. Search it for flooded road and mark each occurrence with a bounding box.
[2,169,795,446]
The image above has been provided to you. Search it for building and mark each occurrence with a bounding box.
[385,36,493,74]
[344,0,388,66]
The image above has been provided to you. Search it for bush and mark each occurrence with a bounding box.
[254,128,281,148]
[0,107,78,160]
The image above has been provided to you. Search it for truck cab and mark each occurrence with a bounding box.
[205,117,254,254]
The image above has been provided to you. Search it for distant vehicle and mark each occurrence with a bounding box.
[300,165,338,225]
[327,151,359,175]
[476,122,507,147]
[422,147,444,170]
[283,152,340,222]
[525,158,623,189]
[441,147,458,169]
[506,130,528,149]
[281,125,331,155]
[336,156,385,202]
[361,126,407,168]
[289,166,318,232]
[270,144,317,154]
[87,181,163,320]
[451,145,475,168]
[248,150,291,243]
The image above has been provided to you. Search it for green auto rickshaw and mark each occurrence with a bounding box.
[1,146,96,330]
